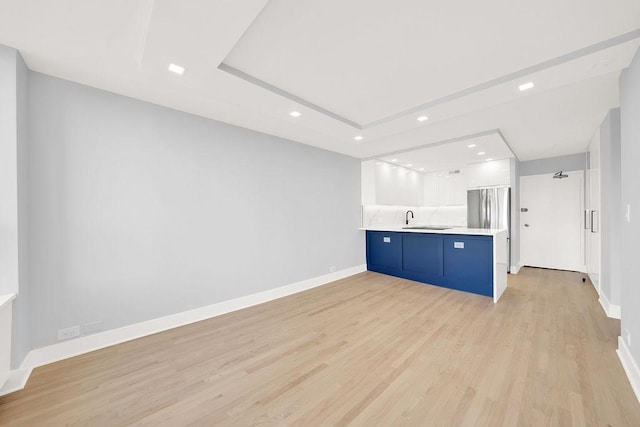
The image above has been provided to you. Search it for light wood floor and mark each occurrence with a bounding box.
[2,268,639,426]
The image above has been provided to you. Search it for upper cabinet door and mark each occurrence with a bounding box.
[438,171,454,206]
[468,159,511,188]
[362,161,469,207]
[423,172,439,207]
[435,169,466,206]
[374,162,422,206]
[453,168,467,205]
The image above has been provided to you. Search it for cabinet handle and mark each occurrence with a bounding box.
[584,210,590,230]
[590,210,598,233]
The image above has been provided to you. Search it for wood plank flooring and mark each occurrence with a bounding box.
[1,268,639,425]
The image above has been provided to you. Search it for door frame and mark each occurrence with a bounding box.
[519,170,586,272]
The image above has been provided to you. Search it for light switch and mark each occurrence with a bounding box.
[383,237,391,243]
[626,204,631,223]
[454,242,464,249]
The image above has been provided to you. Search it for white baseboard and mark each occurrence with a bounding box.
[609,304,621,319]
[599,292,621,319]
[509,262,523,274]
[0,367,31,396]
[617,336,640,403]
[1,264,367,396]
[587,274,600,296]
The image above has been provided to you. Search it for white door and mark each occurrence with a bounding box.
[520,171,584,272]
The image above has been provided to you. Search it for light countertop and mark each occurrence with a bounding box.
[0,294,16,309]
[359,226,506,236]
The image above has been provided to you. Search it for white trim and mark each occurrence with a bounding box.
[609,304,621,319]
[598,292,621,319]
[0,368,31,396]
[617,336,640,403]
[509,262,523,274]
[0,294,16,392]
[588,273,601,295]
[598,295,608,315]
[0,293,16,308]
[0,264,366,396]
[493,231,508,303]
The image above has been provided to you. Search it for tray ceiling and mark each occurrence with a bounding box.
[0,0,638,160]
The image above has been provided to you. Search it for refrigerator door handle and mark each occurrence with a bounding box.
[485,189,492,228]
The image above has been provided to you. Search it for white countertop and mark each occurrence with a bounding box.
[359,226,506,236]
[0,293,16,309]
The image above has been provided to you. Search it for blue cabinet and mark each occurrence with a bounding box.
[366,231,402,274]
[402,233,442,277]
[442,236,493,296]
[366,231,493,297]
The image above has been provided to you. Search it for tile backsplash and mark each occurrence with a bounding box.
[362,205,467,228]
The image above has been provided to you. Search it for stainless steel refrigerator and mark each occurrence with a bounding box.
[467,187,511,271]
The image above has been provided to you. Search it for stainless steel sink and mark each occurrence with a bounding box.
[402,226,451,230]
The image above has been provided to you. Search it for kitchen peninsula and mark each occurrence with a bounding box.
[361,226,508,302]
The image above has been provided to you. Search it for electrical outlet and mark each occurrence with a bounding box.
[83,321,103,335]
[58,326,80,341]
[329,266,337,273]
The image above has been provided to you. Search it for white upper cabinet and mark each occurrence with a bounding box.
[362,159,508,207]
[453,168,468,205]
[467,159,511,188]
[436,169,467,206]
[423,172,439,206]
[437,171,454,206]
[374,162,422,206]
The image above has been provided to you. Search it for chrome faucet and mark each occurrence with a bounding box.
[405,210,414,225]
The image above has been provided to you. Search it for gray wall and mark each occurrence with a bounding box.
[26,72,364,350]
[599,109,621,307]
[620,47,640,366]
[519,153,587,177]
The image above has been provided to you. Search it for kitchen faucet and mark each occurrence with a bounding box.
[405,210,414,225]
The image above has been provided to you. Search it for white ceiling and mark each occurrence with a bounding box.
[377,133,515,173]
[225,0,640,125]
[0,0,638,161]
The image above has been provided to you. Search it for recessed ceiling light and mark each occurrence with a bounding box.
[468,144,476,148]
[519,81,534,91]
[406,164,413,167]
[417,115,429,122]
[477,152,486,155]
[419,168,425,171]
[354,135,363,141]
[391,159,398,162]
[486,158,493,162]
[168,63,185,75]
[290,111,301,117]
